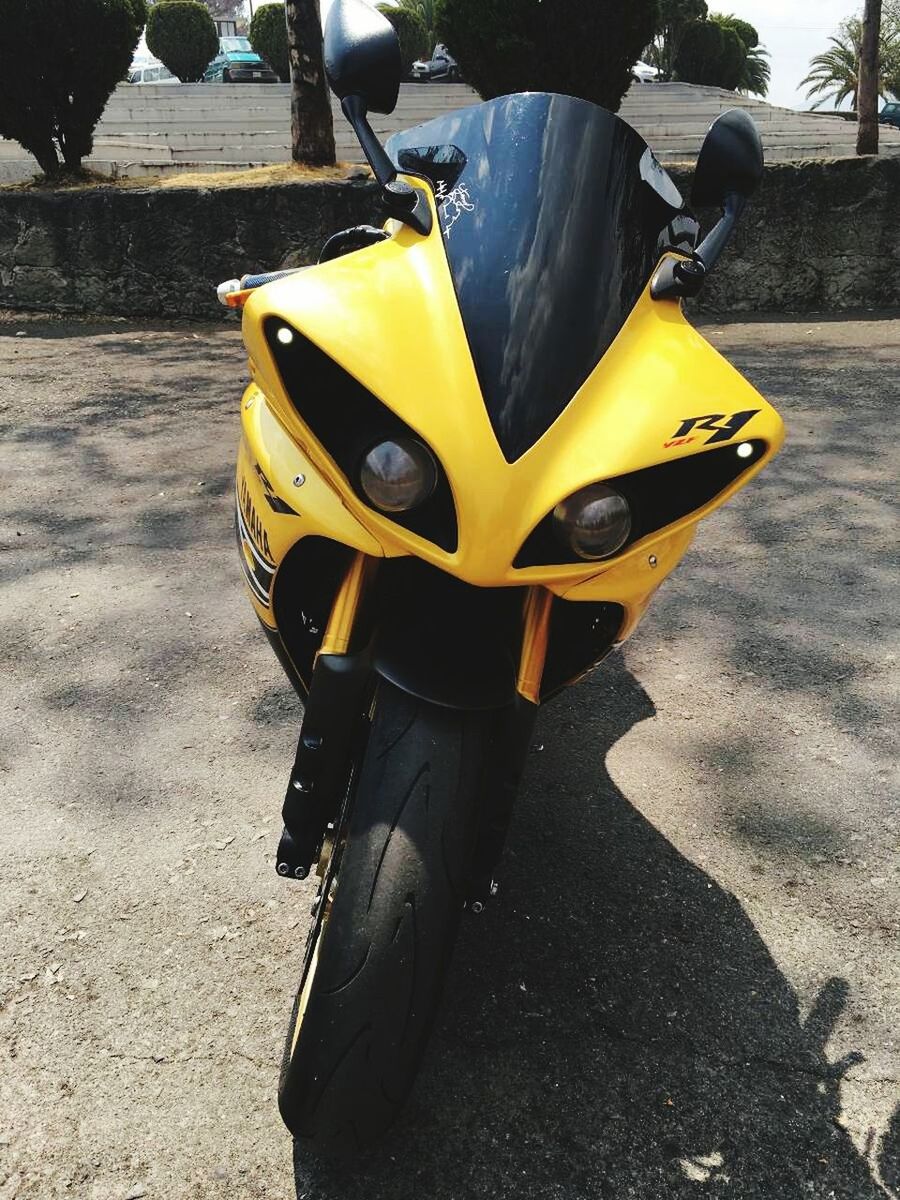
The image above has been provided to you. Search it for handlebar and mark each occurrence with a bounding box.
[216,267,306,307]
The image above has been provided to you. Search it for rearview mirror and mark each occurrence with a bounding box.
[651,108,763,300]
[692,108,764,208]
[324,0,401,117]
[323,0,431,235]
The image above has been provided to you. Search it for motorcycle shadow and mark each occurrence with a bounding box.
[293,652,883,1199]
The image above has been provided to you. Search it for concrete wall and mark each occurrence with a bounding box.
[0,155,897,319]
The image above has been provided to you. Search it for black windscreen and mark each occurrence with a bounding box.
[388,94,697,461]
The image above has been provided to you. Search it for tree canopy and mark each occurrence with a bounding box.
[147,0,219,82]
[0,0,147,177]
[801,14,898,109]
[436,0,660,112]
[648,0,708,80]
[377,4,429,73]
[249,3,290,82]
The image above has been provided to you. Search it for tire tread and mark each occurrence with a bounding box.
[278,681,485,1153]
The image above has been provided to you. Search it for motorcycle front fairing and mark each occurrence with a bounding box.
[236,93,784,705]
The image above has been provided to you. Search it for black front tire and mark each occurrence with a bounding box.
[279,680,488,1155]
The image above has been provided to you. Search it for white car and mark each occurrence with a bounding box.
[631,60,660,83]
[127,62,179,85]
[411,44,460,82]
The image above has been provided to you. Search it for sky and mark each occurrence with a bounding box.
[711,0,864,109]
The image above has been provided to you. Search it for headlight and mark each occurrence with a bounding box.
[553,484,631,560]
[359,438,437,513]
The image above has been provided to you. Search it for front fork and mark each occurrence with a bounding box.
[274,553,553,905]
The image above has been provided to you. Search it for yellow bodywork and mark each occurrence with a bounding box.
[237,179,784,650]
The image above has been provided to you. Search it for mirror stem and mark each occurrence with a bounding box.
[652,191,747,301]
[341,95,433,237]
[342,94,396,188]
[695,191,746,272]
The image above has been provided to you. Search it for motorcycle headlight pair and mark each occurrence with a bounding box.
[360,441,631,560]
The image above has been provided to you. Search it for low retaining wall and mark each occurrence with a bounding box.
[0,177,379,318]
[0,156,898,318]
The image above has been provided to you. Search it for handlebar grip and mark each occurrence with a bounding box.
[239,268,305,290]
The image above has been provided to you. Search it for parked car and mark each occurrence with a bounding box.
[411,44,460,82]
[203,36,279,83]
[631,60,660,83]
[128,61,179,85]
[880,101,900,129]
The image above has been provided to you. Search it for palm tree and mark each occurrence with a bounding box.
[801,17,894,109]
[740,45,770,96]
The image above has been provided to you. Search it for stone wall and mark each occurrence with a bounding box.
[0,156,898,318]
[677,156,900,314]
[0,177,380,318]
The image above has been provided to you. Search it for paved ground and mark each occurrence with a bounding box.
[0,313,897,1200]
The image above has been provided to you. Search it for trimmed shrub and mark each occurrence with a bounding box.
[676,19,744,90]
[0,0,147,177]
[147,0,220,83]
[435,0,659,112]
[377,5,429,73]
[713,14,759,51]
[250,3,290,82]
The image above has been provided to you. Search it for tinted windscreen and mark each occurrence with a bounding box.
[388,94,697,461]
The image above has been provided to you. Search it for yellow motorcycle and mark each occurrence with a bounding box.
[222,0,784,1155]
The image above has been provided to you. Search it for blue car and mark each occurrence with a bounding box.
[203,36,279,83]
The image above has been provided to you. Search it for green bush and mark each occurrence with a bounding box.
[250,3,290,82]
[650,0,708,80]
[712,14,769,95]
[0,0,147,177]
[147,0,220,83]
[675,18,744,89]
[713,13,758,50]
[377,5,429,74]
[435,0,659,111]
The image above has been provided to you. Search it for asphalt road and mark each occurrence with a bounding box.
[0,313,897,1200]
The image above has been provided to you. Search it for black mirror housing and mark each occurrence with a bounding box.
[324,0,401,116]
[652,108,763,300]
[692,108,764,208]
[322,0,431,235]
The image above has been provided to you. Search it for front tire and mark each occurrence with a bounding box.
[279,680,488,1155]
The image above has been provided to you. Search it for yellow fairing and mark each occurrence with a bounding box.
[239,181,784,640]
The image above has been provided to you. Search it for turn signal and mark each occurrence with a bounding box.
[553,484,631,560]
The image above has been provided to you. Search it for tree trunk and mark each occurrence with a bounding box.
[23,136,60,178]
[285,0,336,166]
[857,0,882,155]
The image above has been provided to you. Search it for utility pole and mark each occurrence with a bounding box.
[857,0,882,155]
[285,0,336,165]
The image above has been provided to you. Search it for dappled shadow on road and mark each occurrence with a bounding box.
[288,325,895,1200]
[880,1104,900,1195]
[648,334,897,764]
[293,655,883,1200]
[2,313,894,1196]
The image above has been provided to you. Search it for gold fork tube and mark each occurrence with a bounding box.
[516,587,554,704]
[317,552,376,658]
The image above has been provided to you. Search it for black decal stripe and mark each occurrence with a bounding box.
[236,502,276,574]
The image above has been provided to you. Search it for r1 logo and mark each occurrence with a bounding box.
[665,410,760,447]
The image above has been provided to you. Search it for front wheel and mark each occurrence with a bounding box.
[279,680,489,1155]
